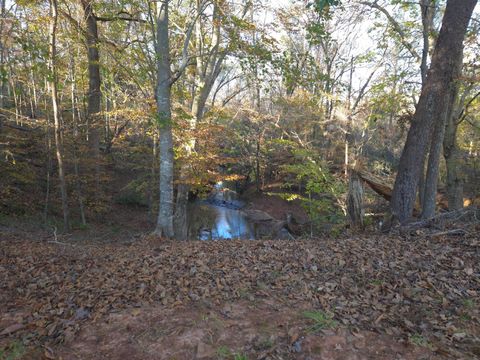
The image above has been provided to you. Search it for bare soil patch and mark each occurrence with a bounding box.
[55,299,436,360]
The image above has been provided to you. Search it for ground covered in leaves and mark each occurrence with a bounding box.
[0,230,479,359]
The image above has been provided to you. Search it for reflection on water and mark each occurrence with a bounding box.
[187,182,255,240]
[188,203,255,240]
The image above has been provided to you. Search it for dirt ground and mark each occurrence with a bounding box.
[52,299,437,360]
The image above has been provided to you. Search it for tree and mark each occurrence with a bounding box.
[81,0,102,192]
[48,0,70,231]
[391,0,477,224]
[443,86,480,210]
[421,60,462,219]
[154,0,174,238]
[0,0,6,120]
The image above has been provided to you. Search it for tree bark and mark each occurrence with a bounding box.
[9,74,19,123]
[421,108,448,219]
[390,0,477,224]
[0,0,6,118]
[417,158,426,208]
[421,73,461,219]
[43,78,52,225]
[416,0,435,209]
[347,169,364,230]
[67,47,86,225]
[48,0,70,231]
[73,142,87,226]
[442,90,473,211]
[420,0,435,85]
[81,0,102,191]
[154,0,174,238]
[443,118,464,211]
[148,132,157,222]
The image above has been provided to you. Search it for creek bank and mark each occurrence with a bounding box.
[188,183,306,240]
[242,209,293,240]
[241,186,310,237]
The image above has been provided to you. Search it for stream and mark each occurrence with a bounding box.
[187,182,256,240]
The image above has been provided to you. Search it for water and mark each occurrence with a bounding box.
[187,182,255,240]
[188,203,255,240]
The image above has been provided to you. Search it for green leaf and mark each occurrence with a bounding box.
[308,0,340,12]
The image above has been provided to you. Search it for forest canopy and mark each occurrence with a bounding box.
[0,0,479,237]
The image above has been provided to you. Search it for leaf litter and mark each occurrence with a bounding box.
[0,232,479,358]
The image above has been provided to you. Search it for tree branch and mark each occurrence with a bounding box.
[95,13,146,23]
[360,1,421,62]
[458,90,480,125]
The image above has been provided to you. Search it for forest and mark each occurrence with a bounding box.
[0,0,479,359]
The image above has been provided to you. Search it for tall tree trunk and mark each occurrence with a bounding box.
[421,110,448,219]
[9,75,18,123]
[29,63,38,118]
[69,51,87,225]
[0,0,6,121]
[18,93,24,125]
[442,89,473,211]
[344,58,354,177]
[421,72,461,219]
[48,0,70,231]
[255,137,261,192]
[69,49,79,137]
[420,0,435,86]
[81,0,102,191]
[43,78,52,225]
[154,0,174,238]
[73,143,87,226]
[417,160,426,208]
[443,113,464,210]
[148,132,157,222]
[390,0,477,224]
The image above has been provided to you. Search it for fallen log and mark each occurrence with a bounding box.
[353,168,476,226]
[356,169,421,212]
[357,169,393,202]
[3,122,38,132]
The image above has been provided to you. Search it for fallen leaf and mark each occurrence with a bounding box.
[0,323,25,335]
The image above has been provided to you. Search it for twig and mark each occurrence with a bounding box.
[47,226,76,246]
[402,208,477,231]
[427,229,468,238]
